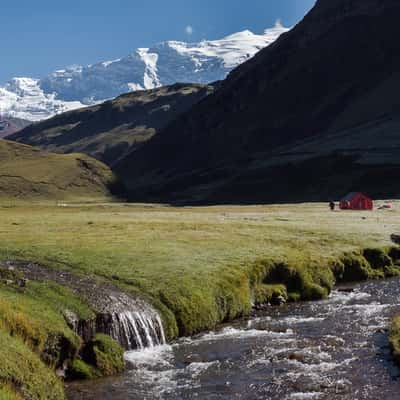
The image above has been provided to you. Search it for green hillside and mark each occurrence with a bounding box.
[0,139,119,200]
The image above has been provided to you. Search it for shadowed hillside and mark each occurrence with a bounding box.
[114,0,400,203]
[11,83,214,166]
[0,139,119,199]
[0,116,30,138]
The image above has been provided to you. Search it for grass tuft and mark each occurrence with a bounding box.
[0,385,24,400]
[253,284,287,305]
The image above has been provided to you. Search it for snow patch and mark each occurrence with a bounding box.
[137,48,160,89]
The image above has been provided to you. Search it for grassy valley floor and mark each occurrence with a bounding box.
[1,201,400,398]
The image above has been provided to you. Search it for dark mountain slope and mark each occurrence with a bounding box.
[116,0,400,203]
[0,116,30,139]
[11,83,214,166]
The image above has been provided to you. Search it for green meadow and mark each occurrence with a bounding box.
[1,201,400,398]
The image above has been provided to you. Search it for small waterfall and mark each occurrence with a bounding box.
[2,261,167,352]
[107,311,167,351]
[74,290,168,351]
[69,310,167,351]
[156,315,167,344]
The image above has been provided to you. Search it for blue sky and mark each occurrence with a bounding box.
[0,0,315,83]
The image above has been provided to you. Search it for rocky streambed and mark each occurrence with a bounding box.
[67,277,400,400]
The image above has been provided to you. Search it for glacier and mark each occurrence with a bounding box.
[0,22,289,121]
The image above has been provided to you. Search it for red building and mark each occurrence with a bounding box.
[339,192,373,210]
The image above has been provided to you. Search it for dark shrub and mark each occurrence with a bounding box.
[329,259,345,281]
[363,248,392,269]
[82,334,124,377]
[266,263,304,294]
[389,247,400,263]
[340,253,371,282]
[68,334,125,380]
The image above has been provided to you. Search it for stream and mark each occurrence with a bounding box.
[67,277,400,400]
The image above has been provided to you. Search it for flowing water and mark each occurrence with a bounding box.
[67,278,400,400]
[4,261,167,351]
[107,312,166,350]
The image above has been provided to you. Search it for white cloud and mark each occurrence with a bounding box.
[185,25,194,35]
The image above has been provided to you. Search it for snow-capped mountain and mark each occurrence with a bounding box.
[0,22,289,121]
[0,78,84,121]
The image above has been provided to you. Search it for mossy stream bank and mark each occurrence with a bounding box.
[0,263,162,399]
[157,245,400,338]
[68,276,400,399]
[1,245,400,399]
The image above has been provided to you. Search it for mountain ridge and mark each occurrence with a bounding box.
[0,23,288,121]
[11,83,214,166]
[114,0,400,203]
